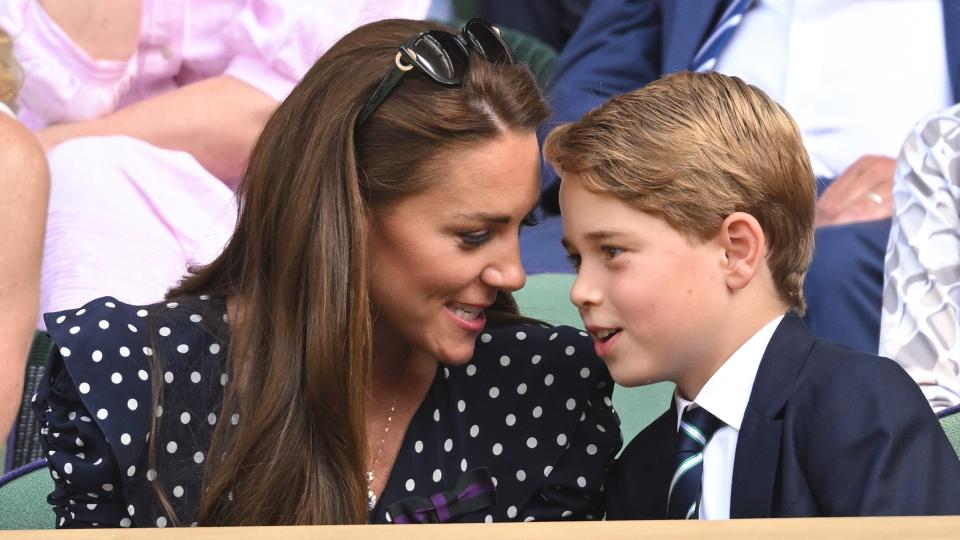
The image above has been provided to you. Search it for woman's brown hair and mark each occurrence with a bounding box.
[0,28,21,111]
[151,19,547,526]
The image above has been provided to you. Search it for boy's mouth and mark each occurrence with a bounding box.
[590,327,621,342]
[587,326,622,357]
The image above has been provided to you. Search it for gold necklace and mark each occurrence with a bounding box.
[367,364,408,511]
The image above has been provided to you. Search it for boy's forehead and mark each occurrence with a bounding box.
[560,177,658,242]
[560,175,637,217]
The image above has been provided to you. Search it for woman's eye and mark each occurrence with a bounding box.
[521,211,539,228]
[459,231,491,246]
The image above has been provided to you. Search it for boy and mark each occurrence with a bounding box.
[545,71,960,519]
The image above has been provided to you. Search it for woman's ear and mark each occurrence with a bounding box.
[717,212,766,292]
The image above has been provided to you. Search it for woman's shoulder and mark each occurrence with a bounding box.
[442,322,613,437]
[44,293,230,405]
[416,323,620,523]
[0,112,46,179]
[465,323,606,389]
[44,294,227,364]
[47,293,219,359]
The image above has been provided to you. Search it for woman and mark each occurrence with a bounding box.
[33,18,620,527]
[0,26,48,440]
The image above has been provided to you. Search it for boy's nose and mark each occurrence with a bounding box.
[569,270,601,309]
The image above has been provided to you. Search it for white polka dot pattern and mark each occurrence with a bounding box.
[36,296,240,528]
[36,296,621,527]
[373,322,621,524]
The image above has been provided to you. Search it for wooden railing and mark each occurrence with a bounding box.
[2,516,959,540]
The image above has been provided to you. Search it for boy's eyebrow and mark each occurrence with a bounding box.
[562,229,633,250]
[583,229,633,242]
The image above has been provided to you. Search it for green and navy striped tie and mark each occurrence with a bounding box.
[667,405,725,519]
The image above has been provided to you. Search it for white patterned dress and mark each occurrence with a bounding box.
[880,103,960,412]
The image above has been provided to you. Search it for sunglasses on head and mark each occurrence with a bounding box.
[356,18,517,127]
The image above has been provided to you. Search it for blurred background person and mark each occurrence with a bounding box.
[881,103,960,412]
[0,0,430,328]
[0,26,48,440]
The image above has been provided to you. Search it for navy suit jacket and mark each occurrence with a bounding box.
[541,0,960,211]
[606,314,960,518]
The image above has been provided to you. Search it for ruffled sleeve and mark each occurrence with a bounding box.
[34,346,131,528]
[34,297,158,528]
[522,370,621,521]
[514,327,621,521]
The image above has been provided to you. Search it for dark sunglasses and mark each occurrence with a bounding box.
[356,18,517,126]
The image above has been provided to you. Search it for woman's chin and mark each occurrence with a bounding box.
[434,343,477,366]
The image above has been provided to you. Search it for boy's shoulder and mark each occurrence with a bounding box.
[790,335,920,408]
[738,313,919,414]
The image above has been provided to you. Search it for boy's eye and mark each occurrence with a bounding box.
[603,246,624,260]
[459,230,491,246]
[566,253,582,271]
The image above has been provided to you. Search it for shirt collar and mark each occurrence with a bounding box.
[675,315,784,431]
[0,101,13,119]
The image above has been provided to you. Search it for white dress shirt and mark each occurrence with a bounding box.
[715,0,951,178]
[0,101,13,119]
[674,314,784,519]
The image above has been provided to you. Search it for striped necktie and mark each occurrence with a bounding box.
[690,0,754,72]
[667,405,725,519]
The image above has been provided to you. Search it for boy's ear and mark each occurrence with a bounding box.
[717,212,766,292]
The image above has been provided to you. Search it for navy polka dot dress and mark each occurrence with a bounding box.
[33,295,622,528]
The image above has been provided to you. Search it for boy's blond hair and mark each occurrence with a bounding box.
[0,28,20,111]
[544,71,816,312]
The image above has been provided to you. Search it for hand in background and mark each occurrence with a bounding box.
[32,76,277,182]
[815,155,895,228]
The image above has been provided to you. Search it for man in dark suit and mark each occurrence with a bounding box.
[526,0,960,363]
[547,70,960,520]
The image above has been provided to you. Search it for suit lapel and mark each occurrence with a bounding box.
[943,0,960,101]
[730,314,814,518]
[624,405,677,518]
[662,0,727,74]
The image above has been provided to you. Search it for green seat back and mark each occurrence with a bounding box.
[0,462,55,530]
[940,408,960,458]
[5,331,52,473]
[514,273,673,447]
[496,27,557,91]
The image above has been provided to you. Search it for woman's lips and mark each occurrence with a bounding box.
[446,302,487,332]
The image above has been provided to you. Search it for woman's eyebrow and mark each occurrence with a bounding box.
[453,212,512,224]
